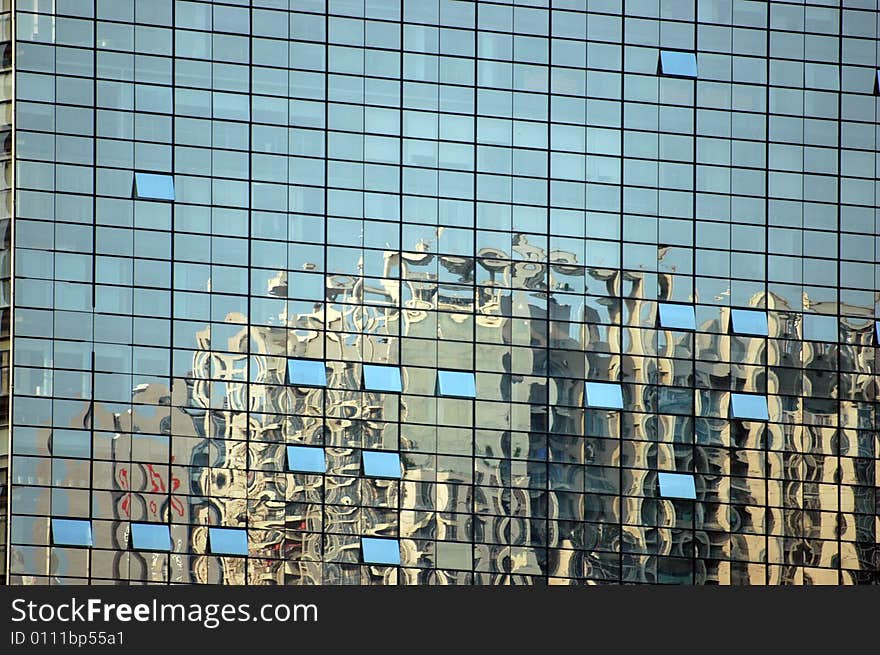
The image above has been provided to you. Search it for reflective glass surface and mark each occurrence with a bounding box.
[437,370,476,398]
[286,446,326,474]
[584,382,624,409]
[658,473,697,500]
[362,450,402,479]
[730,394,770,421]
[130,523,172,552]
[133,172,175,201]
[361,537,401,566]
[803,314,838,342]
[51,518,92,547]
[208,528,249,556]
[6,0,880,587]
[288,359,328,387]
[659,51,698,78]
[658,304,697,331]
[730,309,769,336]
[362,365,402,393]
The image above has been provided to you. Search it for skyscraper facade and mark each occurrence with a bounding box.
[3,0,879,585]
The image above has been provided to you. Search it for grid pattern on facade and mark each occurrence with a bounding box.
[5,0,880,585]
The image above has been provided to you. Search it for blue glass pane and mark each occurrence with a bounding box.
[208,527,249,556]
[437,370,476,398]
[660,51,698,78]
[658,472,696,499]
[803,314,838,342]
[361,537,401,565]
[51,431,92,458]
[51,518,92,547]
[288,359,327,387]
[584,381,624,409]
[130,523,171,551]
[362,364,402,392]
[730,393,769,421]
[730,309,768,336]
[658,303,696,330]
[286,445,326,473]
[876,321,880,343]
[133,172,175,201]
[362,450,402,478]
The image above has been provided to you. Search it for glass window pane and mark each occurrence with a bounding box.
[133,172,175,200]
[730,393,769,421]
[730,309,768,336]
[208,527,249,556]
[437,370,476,398]
[658,303,696,330]
[130,522,171,551]
[288,358,327,386]
[584,381,624,409]
[660,51,697,78]
[802,314,838,341]
[658,472,696,499]
[362,364,402,392]
[361,537,401,565]
[51,518,92,547]
[286,445,326,473]
[362,450,402,479]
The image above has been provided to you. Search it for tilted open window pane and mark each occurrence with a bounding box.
[803,314,838,342]
[131,523,171,551]
[730,309,768,336]
[876,321,880,343]
[288,359,327,387]
[362,450,402,479]
[658,472,696,499]
[51,518,93,547]
[658,303,696,330]
[361,537,401,565]
[437,370,476,398]
[208,527,249,556]
[362,364,402,392]
[286,445,326,473]
[584,381,624,409]
[133,172,175,201]
[730,393,769,421]
[659,51,698,78]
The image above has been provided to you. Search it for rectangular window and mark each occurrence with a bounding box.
[130,523,172,551]
[658,472,697,499]
[133,172,175,201]
[437,370,476,398]
[362,364,402,392]
[51,518,93,547]
[361,537,401,565]
[584,381,624,409]
[208,527,249,556]
[286,445,326,473]
[288,358,327,387]
[362,450,402,479]
[658,303,696,331]
[659,51,697,78]
[876,320,880,344]
[802,314,838,342]
[730,393,769,421]
[730,309,768,336]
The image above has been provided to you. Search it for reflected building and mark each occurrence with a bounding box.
[4,1,880,585]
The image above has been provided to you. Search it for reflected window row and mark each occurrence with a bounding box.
[44,516,402,565]
[287,446,403,480]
